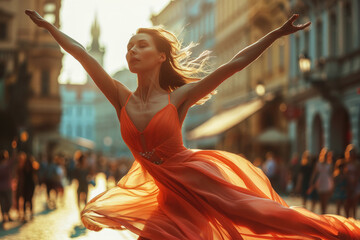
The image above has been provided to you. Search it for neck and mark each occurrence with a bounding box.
[135,68,167,103]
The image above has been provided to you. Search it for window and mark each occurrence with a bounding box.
[66,124,72,136]
[41,70,50,96]
[77,106,82,116]
[304,30,310,53]
[86,125,92,139]
[295,35,300,75]
[77,125,82,136]
[316,21,323,59]
[329,13,337,56]
[0,22,7,41]
[0,61,5,79]
[344,2,352,53]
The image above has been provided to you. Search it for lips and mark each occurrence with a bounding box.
[129,57,140,63]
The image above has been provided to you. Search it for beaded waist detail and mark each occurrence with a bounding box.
[139,149,163,165]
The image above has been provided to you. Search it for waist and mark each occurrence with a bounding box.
[135,146,191,165]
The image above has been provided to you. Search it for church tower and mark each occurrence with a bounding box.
[86,15,105,86]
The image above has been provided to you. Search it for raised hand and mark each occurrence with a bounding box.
[277,14,311,36]
[25,9,48,28]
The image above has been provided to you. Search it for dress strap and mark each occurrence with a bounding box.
[168,93,171,104]
[124,92,132,107]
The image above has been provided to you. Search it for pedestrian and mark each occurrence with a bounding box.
[288,152,300,195]
[26,9,360,239]
[308,148,334,214]
[21,155,37,221]
[73,154,91,210]
[16,152,37,221]
[344,144,360,218]
[332,158,347,216]
[262,152,277,187]
[54,155,67,206]
[44,155,61,209]
[295,151,311,207]
[0,150,15,228]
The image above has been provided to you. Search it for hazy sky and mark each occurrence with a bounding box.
[59,0,170,84]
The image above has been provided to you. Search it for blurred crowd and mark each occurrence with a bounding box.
[0,148,132,229]
[255,144,360,218]
[1,143,360,230]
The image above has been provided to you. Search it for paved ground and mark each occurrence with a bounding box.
[0,173,137,240]
[0,173,358,240]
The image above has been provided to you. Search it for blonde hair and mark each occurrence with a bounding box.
[136,26,216,105]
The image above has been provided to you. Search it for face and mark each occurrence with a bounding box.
[126,33,165,73]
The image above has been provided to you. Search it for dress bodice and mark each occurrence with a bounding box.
[117,93,188,165]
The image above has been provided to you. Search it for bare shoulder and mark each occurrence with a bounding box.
[170,82,196,108]
[113,79,132,108]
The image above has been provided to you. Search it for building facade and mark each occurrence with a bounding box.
[189,0,291,161]
[0,0,63,156]
[288,0,360,158]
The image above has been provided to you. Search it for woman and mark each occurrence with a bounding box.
[25,9,360,240]
[344,144,360,218]
[308,148,334,214]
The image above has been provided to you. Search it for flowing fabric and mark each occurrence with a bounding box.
[82,93,360,240]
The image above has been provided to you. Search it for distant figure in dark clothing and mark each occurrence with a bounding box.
[344,144,360,218]
[16,153,37,221]
[295,150,312,208]
[332,158,347,216]
[73,154,91,210]
[0,150,15,227]
[44,155,61,209]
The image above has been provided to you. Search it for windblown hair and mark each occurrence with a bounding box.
[136,26,216,105]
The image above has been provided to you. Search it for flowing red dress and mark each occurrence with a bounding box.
[81,93,360,240]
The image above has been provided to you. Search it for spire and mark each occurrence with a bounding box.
[90,13,100,50]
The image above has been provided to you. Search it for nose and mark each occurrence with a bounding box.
[129,46,137,55]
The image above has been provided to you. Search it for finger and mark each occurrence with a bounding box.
[297,22,311,30]
[25,9,34,16]
[288,14,299,24]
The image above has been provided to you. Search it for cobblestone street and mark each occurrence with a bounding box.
[0,173,358,240]
[0,173,137,240]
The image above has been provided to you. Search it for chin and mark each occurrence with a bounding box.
[128,65,140,73]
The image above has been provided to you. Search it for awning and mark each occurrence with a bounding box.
[187,98,265,140]
[256,128,289,144]
[73,137,96,149]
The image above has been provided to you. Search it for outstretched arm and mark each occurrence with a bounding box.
[25,10,130,108]
[177,14,311,107]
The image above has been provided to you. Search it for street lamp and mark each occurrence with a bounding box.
[299,53,311,74]
[255,81,266,97]
[298,53,340,106]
